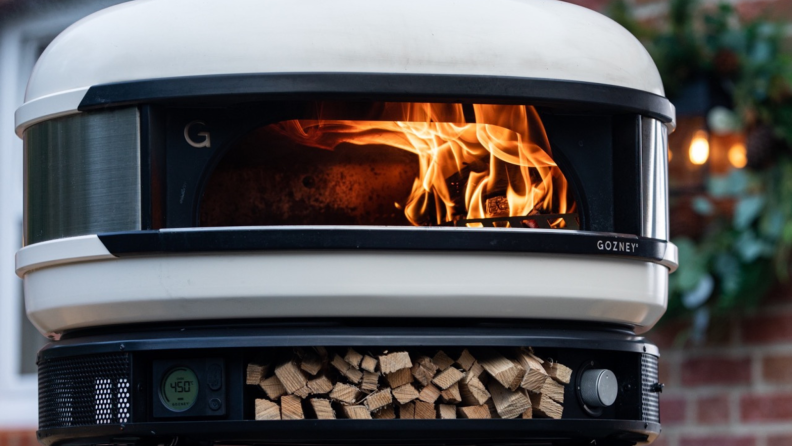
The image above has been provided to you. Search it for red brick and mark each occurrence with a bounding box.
[647,319,690,349]
[658,357,673,386]
[681,356,751,386]
[742,313,792,344]
[766,435,792,446]
[652,434,670,446]
[763,355,792,383]
[660,396,686,425]
[697,394,730,424]
[0,431,38,446]
[741,393,792,422]
[680,436,755,446]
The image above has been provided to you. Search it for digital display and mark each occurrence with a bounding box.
[159,366,199,412]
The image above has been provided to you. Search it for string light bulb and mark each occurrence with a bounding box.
[689,130,710,165]
[728,143,747,169]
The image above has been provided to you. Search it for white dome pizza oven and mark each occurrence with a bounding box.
[15,0,676,445]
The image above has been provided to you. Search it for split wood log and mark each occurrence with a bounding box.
[460,374,491,406]
[246,364,269,385]
[342,405,372,419]
[440,382,462,404]
[486,399,501,419]
[345,348,364,369]
[364,389,393,412]
[299,350,323,376]
[515,351,549,393]
[259,375,286,400]
[456,349,476,371]
[411,356,438,386]
[543,361,572,385]
[522,406,533,419]
[373,405,396,419]
[457,405,491,419]
[281,395,305,420]
[275,361,309,395]
[307,375,334,395]
[331,354,363,384]
[439,404,457,419]
[432,367,465,390]
[542,379,565,404]
[469,362,485,379]
[310,398,336,420]
[414,400,436,419]
[488,381,532,419]
[255,398,281,420]
[361,371,380,392]
[399,402,416,419]
[379,352,412,374]
[329,383,361,405]
[432,351,455,371]
[392,384,420,404]
[480,352,525,391]
[529,393,563,419]
[386,368,414,388]
[361,355,378,373]
[418,383,441,404]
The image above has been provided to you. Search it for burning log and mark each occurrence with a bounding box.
[310,399,336,420]
[255,399,281,420]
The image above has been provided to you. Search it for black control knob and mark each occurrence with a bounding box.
[580,369,618,408]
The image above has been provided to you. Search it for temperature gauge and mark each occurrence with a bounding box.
[159,366,199,412]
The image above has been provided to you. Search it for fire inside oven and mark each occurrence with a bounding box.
[200,102,578,230]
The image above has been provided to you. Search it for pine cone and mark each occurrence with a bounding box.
[745,125,782,169]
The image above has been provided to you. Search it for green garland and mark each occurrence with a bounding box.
[609,0,792,337]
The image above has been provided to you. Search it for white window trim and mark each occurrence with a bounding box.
[0,0,125,428]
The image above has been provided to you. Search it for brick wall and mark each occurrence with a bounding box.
[647,283,792,446]
[0,430,38,446]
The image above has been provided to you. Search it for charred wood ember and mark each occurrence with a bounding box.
[250,347,569,420]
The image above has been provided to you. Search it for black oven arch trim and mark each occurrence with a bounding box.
[96,228,669,264]
[78,72,676,124]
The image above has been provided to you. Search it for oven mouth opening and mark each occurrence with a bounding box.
[200,102,578,230]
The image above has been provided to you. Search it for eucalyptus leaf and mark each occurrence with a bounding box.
[682,274,714,309]
[735,230,766,262]
[692,196,715,215]
[734,195,765,230]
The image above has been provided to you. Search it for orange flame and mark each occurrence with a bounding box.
[273,103,575,228]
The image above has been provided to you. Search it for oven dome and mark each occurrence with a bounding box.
[16,0,666,135]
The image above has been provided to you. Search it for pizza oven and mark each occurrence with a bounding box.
[15,0,676,445]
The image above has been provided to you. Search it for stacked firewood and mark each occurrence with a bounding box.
[247,347,571,421]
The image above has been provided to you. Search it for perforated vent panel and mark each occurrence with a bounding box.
[39,353,131,429]
[641,354,660,423]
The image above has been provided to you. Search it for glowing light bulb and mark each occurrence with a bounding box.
[668,149,673,162]
[689,130,710,165]
[728,143,747,169]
